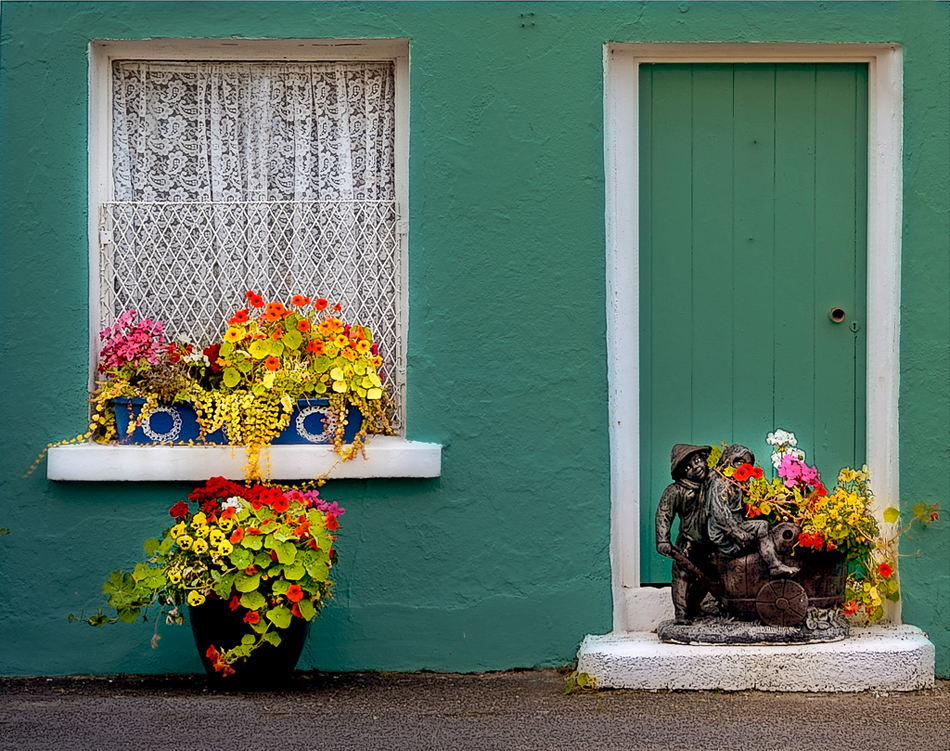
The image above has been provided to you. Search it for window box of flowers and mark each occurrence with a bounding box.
[92,292,394,479]
[73,476,345,684]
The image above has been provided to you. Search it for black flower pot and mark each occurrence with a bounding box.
[188,597,310,689]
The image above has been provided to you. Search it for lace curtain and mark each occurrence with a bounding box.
[104,60,400,380]
[112,60,395,202]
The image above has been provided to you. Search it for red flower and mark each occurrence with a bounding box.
[750,466,764,480]
[230,527,244,544]
[244,566,258,575]
[243,610,261,625]
[273,495,289,513]
[229,308,250,325]
[879,562,893,578]
[333,303,342,312]
[297,319,311,333]
[265,356,280,371]
[259,488,282,506]
[325,515,340,532]
[286,584,304,603]
[291,295,307,306]
[246,290,265,308]
[733,464,752,483]
[206,645,220,660]
[291,603,303,619]
[220,506,236,521]
[269,549,279,563]
[203,344,222,373]
[314,298,328,311]
[169,501,190,519]
[306,340,325,356]
[229,595,241,611]
[843,600,859,616]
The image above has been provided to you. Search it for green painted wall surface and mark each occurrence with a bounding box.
[1,2,947,677]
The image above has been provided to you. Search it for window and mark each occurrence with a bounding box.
[90,40,409,422]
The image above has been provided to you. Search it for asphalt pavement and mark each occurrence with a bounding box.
[1,669,948,751]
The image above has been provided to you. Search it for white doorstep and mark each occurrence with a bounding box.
[577,624,935,692]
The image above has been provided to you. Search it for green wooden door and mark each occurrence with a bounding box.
[639,63,868,582]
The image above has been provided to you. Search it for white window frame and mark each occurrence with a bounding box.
[48,37,441,481]
[605,43,902,632]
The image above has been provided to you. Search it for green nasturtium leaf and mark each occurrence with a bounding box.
[329,367,344,381]
[263,631,282,646]
[235,572,261,592]
[267,606,292,629]
[366,387,382,400]
[219,341,234,357]
[269,339,285,357]
[283,329,303,350]
[249,339,271,359]
[283,562,306,580]
[223,367,242,388]
[240,591,266,610]
[311,355,330,373]
[143,538,161,556]
[229,547,252,569]
[883,507,901,524]
[241,635,256,646]
[297,598,317,621]
[332,380,347,393]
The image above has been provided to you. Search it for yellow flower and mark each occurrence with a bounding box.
[837,470,851,483]
[209,529,226,546]
[217,540,234,557]
[224,327,243,342]
[187,591,206,607]
[193,538,209,555]
[170,522,187,539]
[191,512,207,527]
[193,524,210,539]
[177,535,194,550]
[217,518,234,533]
[166,569,182,584]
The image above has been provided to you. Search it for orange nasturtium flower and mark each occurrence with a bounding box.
[224,327,242,343]
[246,290,265,308]
[264,356,281,371]
[318,320,335,336]
[291,295,307,306]
[297,319,311,333]
[286,584,304,603]
[355,339,372,354]
[314,298,328,311]
[334,334,349,349]
[229,308,250,325]
[306,340,325,356]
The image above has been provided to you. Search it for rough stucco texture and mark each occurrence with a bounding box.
[1,2,948,678]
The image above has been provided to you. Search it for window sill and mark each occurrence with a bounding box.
[47,436,441,482]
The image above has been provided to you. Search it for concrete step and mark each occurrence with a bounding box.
[577,624,934,692]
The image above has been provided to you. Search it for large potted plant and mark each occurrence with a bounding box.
[91,292,395,479]
[73,476,344,684]
[724,430,939,622]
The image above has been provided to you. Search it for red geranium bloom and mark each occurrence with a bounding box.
[879,562,893,578]
[229,595,241,611]
[314,298,328,311]
[169,501,190,519]
[286,584,304,603]
[264,356,280,371]
[243,610,261,625]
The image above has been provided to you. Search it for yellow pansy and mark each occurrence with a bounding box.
[177,535,194,550]
[217,541,234,557]
[170,522,187,539]
[217,518,235,533]
[187,591,206,607]
[193,538,209,555]
[209,529,226,546]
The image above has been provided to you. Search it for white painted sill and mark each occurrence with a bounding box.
[47,436,441,482]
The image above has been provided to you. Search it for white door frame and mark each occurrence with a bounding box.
[604,43,903,632]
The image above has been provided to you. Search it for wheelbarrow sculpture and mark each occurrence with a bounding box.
[655,443,849,645]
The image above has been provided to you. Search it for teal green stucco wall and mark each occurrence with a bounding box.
[1,2,947,677]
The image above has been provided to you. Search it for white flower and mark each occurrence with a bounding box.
[767,429,797,447]
[222,496,243,510]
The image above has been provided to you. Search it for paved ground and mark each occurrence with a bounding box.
[1,670,948,751]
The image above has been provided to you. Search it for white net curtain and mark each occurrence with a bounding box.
[102,59,402,402]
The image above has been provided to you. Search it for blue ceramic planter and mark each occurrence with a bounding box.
[113,397,362,445]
